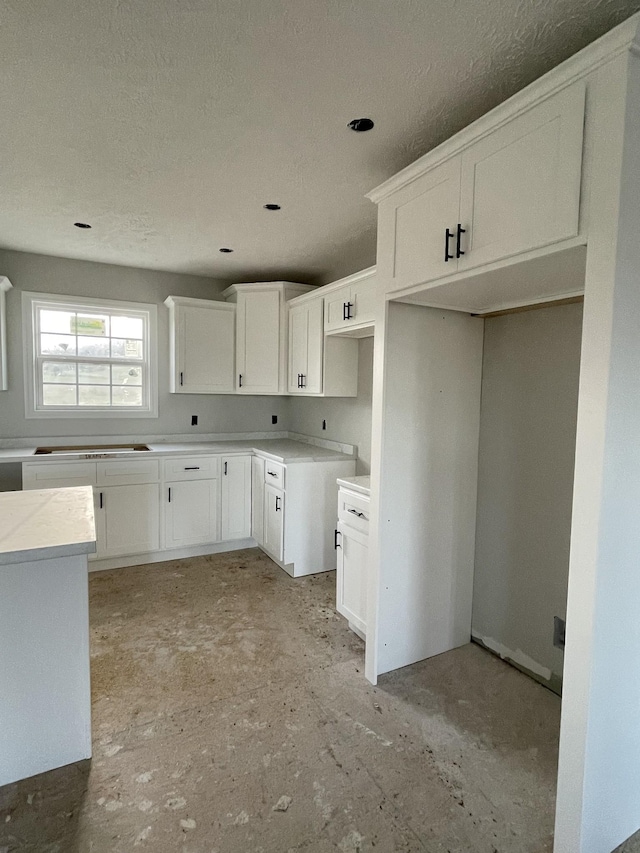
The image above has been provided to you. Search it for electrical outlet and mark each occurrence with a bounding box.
[322,419,327,430]
[553,616,566,650]
[272,415,278,425]
[191,415,198,426]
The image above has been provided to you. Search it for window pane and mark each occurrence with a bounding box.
[42,362,77,384]
[40,333,77,355]
[111,338,142,359]
[78,363,110,385]
[43,384,77,406]
[73,313,109,337]
[40,310,75,334]
[77,335,110,358]
[112,365,142,386]
[78,385,111,406]
[111,316,143,339]
[112,386,143,406]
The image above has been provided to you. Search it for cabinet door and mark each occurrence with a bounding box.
[377,156,461,293]
[289,300,323,394]
[165,479,219,549]
[459,82,585,272]
[221,456,251,540]
[251,456,265,545]
[336,522,368,634]
[324,285,352,333]
[236,290,281,393]
[351,276,377,327]
[263,483,284,562]
[287,304,309,393]
[97,484,160,558]
[177,303,235,394]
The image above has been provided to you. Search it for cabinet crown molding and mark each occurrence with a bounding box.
[164,294,233,310]
[221,281,316,300]
[367,12,640,205]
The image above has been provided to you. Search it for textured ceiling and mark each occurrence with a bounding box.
[1,0,639,285]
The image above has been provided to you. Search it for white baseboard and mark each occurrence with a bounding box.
[89,538,256,572]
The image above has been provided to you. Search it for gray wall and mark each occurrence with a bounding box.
[0,250,288,440]
[288,336,373,474]
[472,302,583,689]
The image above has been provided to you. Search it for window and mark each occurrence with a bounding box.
[23,292,158,418]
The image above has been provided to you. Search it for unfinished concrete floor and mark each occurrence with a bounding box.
[1,548,563,853]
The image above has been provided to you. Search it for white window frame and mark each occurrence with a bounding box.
[22,291,158,419]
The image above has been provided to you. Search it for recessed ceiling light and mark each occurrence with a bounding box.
[348,118,374,132]
[219,247,233,253]
[263,204,281,211]
[74,222,91,229]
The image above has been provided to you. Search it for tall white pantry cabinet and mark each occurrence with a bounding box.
[364,14,640,853]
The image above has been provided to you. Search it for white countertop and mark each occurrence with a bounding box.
[0,486,97,566]
[0,437,355,466]
[336,475,371,497]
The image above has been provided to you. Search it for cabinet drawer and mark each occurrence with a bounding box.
[338,488,370,534]
[97,459,160,486]
[163,455,220,482]
[23,461,97,489]
[263,459,286,489]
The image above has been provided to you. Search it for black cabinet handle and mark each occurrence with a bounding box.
[168,487,172,502]
[184,466,200,470]
[238,373,243,388]
[345,301,354,320]
[445,228,454,262]
[99,492,103,509]
[343,302,348,321]
[275,495,281,512]
[347,508,366,518]
[334,529,341,549]
[267,470,277,477]
[224,461,228,475]
[300,374,306,388]
[180,371,184,386]
[456,223,466,258]
[297,373,302,389]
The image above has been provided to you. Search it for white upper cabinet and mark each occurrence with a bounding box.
[287,294,359,397]
[376,159,462,292]
[288,299,323,394]
[458,81,585,271]
[371,81,585,295]
[165,296,235,394]
[0,276,12,391]
[324,267,377,334]
[223,282,315,394]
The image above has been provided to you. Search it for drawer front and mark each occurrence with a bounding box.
[263,459,286,489]
[163,455,220,482]
[338,488,370,534]
[22,461,97,489]
[97,459,160,486]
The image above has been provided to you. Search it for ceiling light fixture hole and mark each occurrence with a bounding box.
[263,204,281,211]
[219,247,233,253]
[348,118,374,132]
[74,222,92,229]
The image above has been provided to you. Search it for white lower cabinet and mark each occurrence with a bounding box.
[336,522,368,636]
[256,456,357,577]
[263,482,285,562]
[221,455,251,540]
[335,482,370,638]
[96,483,160,559]
[164,478,219,549]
